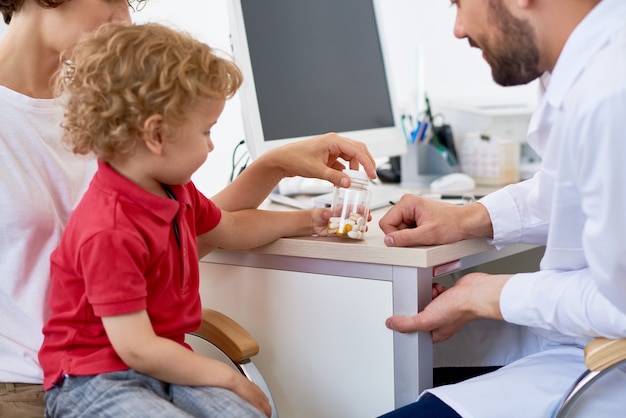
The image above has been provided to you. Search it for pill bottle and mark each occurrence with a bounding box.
[327,169,371,240]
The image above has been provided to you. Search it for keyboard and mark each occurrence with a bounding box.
[311,184,413,210]
[268,185,473,210]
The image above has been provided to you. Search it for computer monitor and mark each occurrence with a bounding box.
[228,0,406,162]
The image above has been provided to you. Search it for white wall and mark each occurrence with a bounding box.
[1,0,538,197]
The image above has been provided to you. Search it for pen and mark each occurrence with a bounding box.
[412,119,429,143]
[438,194,485,200]
[424,94,439,144]
[424,94,458,166]
[389,194,485,206]
[400,114,414,144]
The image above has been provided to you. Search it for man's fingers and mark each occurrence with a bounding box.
[385,314,425,333]
[383,229,422,247]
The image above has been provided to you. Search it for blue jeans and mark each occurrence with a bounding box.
[378,393,461,418]
[44,370,264,418]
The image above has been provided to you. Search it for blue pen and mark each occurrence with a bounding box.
[409,121,420,144]
[411,118,429,143]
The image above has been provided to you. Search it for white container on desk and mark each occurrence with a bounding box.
[460,132,521,186]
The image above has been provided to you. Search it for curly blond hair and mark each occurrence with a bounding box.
[57,22,243,161]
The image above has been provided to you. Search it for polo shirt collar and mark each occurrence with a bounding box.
[545,0,626,109]
[94,160,192,223]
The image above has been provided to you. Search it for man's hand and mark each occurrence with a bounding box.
[386,273,510,342]
[379,194,494,247]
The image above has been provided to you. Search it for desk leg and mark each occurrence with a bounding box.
[391,265,433,408]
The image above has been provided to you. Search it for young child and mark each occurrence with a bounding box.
[38,22,332,418]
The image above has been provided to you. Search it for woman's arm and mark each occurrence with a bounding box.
[210,133,376,211]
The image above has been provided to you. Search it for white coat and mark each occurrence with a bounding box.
[428,0,626,416]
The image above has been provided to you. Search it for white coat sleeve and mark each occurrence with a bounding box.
[479,178,550,249]
[501,270,626,338]
[501,83,626,336]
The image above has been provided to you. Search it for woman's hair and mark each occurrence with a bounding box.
[57,22,243,161]
[1,0,146,25]
[1,0,61,24]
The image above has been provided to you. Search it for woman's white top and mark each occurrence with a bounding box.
[0,86,95,383]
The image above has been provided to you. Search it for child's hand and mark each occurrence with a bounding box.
[231,373,271,417]
[311,207,373,237]
[311,208,333,236]
[311,207,375,237]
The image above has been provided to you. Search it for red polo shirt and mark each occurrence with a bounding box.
[39,161,221,389]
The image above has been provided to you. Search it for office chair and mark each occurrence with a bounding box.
[190,308,279,418]
[554,337,626,417]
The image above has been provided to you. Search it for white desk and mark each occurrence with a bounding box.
[198,203,538,417]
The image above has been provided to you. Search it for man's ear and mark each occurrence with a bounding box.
[143,114,165,155]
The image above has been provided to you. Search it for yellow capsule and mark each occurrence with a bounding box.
[342,223,353,234]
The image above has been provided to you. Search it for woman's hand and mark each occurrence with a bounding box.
[212,133,377,213]
[262,133,377,187]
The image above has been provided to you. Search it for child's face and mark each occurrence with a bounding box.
[160,98,225,185]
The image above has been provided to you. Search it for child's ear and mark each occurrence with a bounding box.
[143,114,165,155]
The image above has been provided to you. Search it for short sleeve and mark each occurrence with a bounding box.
[79,230,149,317]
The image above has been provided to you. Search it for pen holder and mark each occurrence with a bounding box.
[401,142,459,188]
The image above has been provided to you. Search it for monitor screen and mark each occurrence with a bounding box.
[228,0,406,161]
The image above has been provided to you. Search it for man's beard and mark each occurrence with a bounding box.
[480,0,541,86]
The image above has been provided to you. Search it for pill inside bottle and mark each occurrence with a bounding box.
[327,169,371,240]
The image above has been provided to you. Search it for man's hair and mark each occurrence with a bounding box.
[1,0,146,24]
[57,22,243,161]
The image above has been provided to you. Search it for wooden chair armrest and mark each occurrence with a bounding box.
[585,337,626,371]
[190,308,259,363]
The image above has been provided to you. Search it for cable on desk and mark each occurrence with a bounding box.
[230,139,249,182]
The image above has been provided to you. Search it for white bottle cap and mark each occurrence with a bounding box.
[343,168,368,182]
